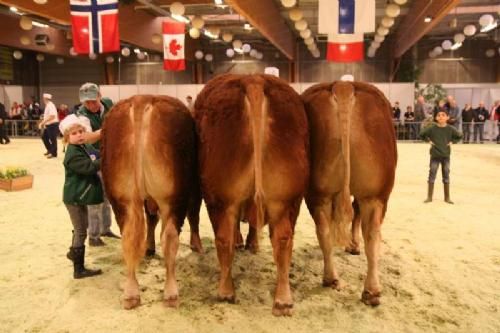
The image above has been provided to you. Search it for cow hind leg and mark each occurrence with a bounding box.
[268,201,295,316]
[359,199,384,306]
[144,201,159,257]
[158,204,182,308]
[210,204,239,303]
[187,193,203,253]
[345,199,361,255]
[116,199,146,310]
[312,198,340,289]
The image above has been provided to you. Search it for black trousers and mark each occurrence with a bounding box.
[0,123,9,143]
[42,123,59,156]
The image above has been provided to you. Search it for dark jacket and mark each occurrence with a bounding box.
[419,124,462,158]
[76,97,113,149]
[472,107,489,123]
[63,144,103,205]
[0,102,7,123]
[414,103,425,122]
[462,108,474,123]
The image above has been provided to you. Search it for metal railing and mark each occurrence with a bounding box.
[3,120,43,137]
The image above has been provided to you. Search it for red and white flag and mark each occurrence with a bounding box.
[327,33,364,62]
[163,21,185,71]
[70,0,120,54]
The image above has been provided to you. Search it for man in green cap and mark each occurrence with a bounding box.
[76,82,120,245]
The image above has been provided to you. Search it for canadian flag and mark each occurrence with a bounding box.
[326,33,364,62]
[163,21,185,71]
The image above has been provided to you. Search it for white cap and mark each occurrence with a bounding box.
[43,93,52,99]
[59,114,92,134]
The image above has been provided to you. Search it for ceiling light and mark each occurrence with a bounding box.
[171,14,190,23]
[134,48,140,54]
[203,30,218,39]
[244,23,252,30]
[450,43,462,50]
[480,21,497,33]
[214,0,223,4]
[424,16,432,23]
[10,6,18,13]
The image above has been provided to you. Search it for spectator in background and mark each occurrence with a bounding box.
[28,97,42,120]
[414,96,426,135]
[472,101,489,144]
[404,105,416,140]
[433,99,447,118]
[461,103,473,144]
[487,100,499,142]
[38,93,59,158]
[492,101,500,144]
[448,100,461,130]
[392,101,401,139]
[58,104,69,122]
[185,95,194,117]
[0,101,10,144]
[9,102,22,120]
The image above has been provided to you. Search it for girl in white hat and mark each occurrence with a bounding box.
[59,114,103,279]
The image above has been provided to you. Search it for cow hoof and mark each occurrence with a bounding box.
[163,295,179,308]
[145,249,156,257]
[345,247,361,255]
[272,302,294,317]
[217,294,236,304]
[361,290,381,307]
[123,295,141,310]
[322,278,340,290]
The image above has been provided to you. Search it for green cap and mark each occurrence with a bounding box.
[79,82,100,102]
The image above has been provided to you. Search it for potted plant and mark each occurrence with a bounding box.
[0,167,34,191]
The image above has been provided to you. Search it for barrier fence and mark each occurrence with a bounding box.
[2,120,499,143]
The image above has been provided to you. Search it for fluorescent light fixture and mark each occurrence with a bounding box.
[203,30,218,39]
[9,6,18,12]
[134,48,140,54]
[234,48,244,54]
[424,16,432,23]
[214,0,223,5]
[171,14,190,23]
[450,42,462,50]
[32,21,49,28]
[244,23,252,30]
[480,21,497,33]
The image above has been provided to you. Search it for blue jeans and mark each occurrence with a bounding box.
[428,157,450,184]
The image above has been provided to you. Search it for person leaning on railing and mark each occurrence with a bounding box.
[461,104,474,144]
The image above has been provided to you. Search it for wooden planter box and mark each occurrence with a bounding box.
[0,175,34,192]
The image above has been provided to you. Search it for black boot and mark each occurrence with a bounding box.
[424,183,434,203]
[71,246,102,279]
[444,183,454,204]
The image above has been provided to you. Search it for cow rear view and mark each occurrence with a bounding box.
[101,95,200,309]
[195,74,309,316]
[302,81,397,306]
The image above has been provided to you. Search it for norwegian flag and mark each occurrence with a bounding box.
[163,21,185,71]
[70,0,120,54]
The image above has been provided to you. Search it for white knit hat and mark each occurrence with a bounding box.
[43,93,52,99]
[59,114,92,134]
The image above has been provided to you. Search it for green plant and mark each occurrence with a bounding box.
[416,83,447,105]
[0,167,29,180]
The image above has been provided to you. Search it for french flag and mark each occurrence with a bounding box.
[163,21,185,71]
[327,33,364,62]
[70,0,120,54]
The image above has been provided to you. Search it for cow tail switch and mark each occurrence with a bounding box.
[331,82,355,245]
[245,82,266,237]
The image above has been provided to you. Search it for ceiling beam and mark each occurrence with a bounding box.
[392,0,461,59]
[226,0,295,60]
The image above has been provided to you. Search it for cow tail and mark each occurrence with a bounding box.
[332,83,354,245]
[245,83,266,237]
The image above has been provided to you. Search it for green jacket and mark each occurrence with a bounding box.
[63,144,103,205]
[76,97,113,149]
[419,124,462,158]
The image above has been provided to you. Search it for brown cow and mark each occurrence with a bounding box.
[302,81,397,306]
[101,95,201,309]
[195,74,309,316]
